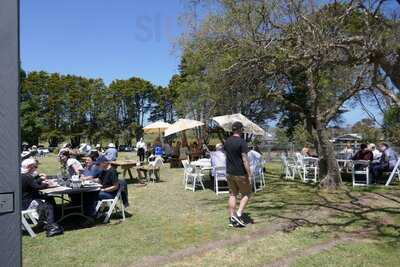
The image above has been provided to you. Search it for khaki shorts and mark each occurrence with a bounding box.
[227,175,251,196]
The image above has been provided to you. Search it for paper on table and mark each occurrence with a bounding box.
[40,186,71,194]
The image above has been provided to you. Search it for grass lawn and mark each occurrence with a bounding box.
[23,153,400,266]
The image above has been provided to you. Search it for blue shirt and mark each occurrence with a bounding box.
[104,148,118,161]
[154,145,163,156]
[82,165,102,178]
[382,148,398,170]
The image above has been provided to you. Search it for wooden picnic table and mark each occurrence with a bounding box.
[111,160,138,179]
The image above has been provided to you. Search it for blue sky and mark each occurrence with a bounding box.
[21,0,183,86]
[20,0,379,125]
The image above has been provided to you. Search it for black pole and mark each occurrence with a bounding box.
[0,0,21,266]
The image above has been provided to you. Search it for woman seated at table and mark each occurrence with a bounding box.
[59,150,84,177]
[190,141,202,161]
[179,141,191,161]
[94,155,119,200]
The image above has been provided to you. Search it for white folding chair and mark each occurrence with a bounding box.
[95,186,125,223]
[295,153,319,183]
[385,159,400,186]
[181,159,190,185]
[21,209,39,237]
[184,164,206,192]
[214,166,229,195]
[352,160,370,187]
[281,154,295,180]
[251,162,265,192]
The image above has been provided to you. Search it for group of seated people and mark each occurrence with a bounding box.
[21,147,123,237]
[352,143,399,183]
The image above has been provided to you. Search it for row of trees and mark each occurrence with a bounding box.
[177,0,400,188]
[21,71,177,147]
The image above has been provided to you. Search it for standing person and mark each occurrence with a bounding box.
[104,143,118,161]
[179,141,191,161]
[136,138,146,163]
[224,122,252,228]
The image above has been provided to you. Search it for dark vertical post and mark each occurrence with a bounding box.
[0,0,21,266]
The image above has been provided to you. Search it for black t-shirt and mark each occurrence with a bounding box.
[21,173,48,209]
[99,168,119,189]
[224,135,249,176]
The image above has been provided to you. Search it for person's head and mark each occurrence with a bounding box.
[85,157,94,168]
[63,143,72,149]
[108,143,116,149]
[94,155,110,170]
[177,140,181,146]
[215,143,224,151]
[232,121,244,135]
[346,143,352,149]
[368,143,376,151]
[89,150,100,161]
[31,145,37,150]
[59,150,70,163]
[378,143,389,152]
[21,158,38,174]
[95,144,101,149]
[360,144,368,151]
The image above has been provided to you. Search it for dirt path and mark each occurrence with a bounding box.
[130,220,287,267]
[263,234,370,267]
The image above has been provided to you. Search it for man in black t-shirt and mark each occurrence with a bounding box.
[95,155,119,200]
[224,121,251,227]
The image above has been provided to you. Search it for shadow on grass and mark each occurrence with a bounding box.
[199,174,400,242]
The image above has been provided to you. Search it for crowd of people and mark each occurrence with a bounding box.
[20,142,128,237]
[300,142,399,184]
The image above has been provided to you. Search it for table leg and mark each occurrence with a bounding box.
[128,168,134,179]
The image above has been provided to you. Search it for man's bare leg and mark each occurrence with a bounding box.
[237,195,249,216]
[228,195,237,217]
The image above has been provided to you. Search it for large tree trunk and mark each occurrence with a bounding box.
[315,121,342,189]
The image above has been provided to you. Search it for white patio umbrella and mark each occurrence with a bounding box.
[164,119,205,137]
[212,113,266,136]
[143,121,172,134]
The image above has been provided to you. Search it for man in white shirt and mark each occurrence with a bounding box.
[210,143,226,176]
[248,146,263,176]
[136,138,146,163]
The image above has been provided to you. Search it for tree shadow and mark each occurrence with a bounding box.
[199,176,400,242]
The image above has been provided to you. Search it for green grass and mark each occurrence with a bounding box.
[23,153,400,266]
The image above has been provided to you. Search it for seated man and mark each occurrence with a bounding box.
[81,156,103,180]
[95,156,120,200]
[352,144,373,161]
[370,143,399,183]
[21,158,63,237]
[137,156,163,181]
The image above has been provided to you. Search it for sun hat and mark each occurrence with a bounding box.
[108,143,116,148]
[21,158,37,174]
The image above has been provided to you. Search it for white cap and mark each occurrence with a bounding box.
[108,143,116,148]
[96,144,101,148]
[21,158,37,174]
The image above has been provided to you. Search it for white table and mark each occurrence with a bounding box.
[191,159,212,170]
